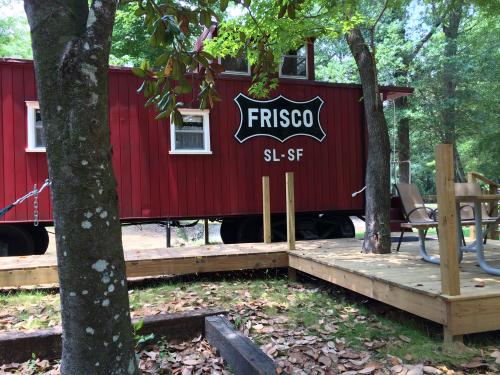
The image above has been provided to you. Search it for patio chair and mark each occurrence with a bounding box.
[394,183,438,253]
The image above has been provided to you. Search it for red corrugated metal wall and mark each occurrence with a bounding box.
[0,60,366,223]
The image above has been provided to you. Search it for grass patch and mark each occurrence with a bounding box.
[1,275,497,368]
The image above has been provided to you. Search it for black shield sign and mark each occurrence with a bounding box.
[234,93,326,143]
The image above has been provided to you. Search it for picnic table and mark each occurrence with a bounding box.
[456,194,500,275]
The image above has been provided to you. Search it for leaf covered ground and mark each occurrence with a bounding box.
[1,272,499,374]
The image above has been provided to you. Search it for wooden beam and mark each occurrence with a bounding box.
[262,176,271,244]
[435,144,460,296]
[443,327,463,346]
[467,172,476,240]
[205,316,277,375]
[0,308,226,364]
[0,247,288,288]
[286,172,295,250]
[289,255,448,324]
[204,219,210,245]
[445,295,500,335]
[488,185,499,240]
[288,267,297,281]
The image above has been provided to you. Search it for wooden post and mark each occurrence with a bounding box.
[286,172,295,250]
[467,172,476,240]
[488,184,499,240]
[262,176,271,244]
[166,220,171,248]
[435,144,460,297]
[204,220,209,245]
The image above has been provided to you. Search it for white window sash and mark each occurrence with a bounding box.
[25,101,46,152]
[219,57,251,76]
[170,109,212,155]
[279,52,308,79]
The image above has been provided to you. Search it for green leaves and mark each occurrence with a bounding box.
[130,0,225,121]
[131,67,146,78]
[220,0,229,11]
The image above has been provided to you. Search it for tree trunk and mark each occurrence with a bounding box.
[394,12,441,185]
[441,0,465,182]
[395,96,410,183]
[24,1,139,373]
[346,27,391,254]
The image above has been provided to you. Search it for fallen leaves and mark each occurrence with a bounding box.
[2,279,500,375]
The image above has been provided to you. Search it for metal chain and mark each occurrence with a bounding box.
[13,179,51,206]
[33,184,39,226]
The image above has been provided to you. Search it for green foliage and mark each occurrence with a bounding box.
[133,319,155,350]
[110,3,166,66]
[132,0,227,121]
[0,15,32,59]
[408,7,500,190]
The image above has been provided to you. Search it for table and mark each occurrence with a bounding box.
[456,194,500,275]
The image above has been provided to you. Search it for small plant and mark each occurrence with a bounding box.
[133,319,155,350]
[27,353,38,374]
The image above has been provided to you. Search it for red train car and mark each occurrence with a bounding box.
[0,49,411,255]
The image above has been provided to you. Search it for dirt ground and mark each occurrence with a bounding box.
[44,217,365,256]
[44,221,223,256]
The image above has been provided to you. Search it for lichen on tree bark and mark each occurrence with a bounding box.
[24,0,139,373]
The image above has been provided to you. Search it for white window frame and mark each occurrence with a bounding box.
[279,47,308,80]
[169,108,212,155]
[25,101,46,152]
[219,56,251,76]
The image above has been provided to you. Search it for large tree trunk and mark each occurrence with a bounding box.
[346,27,391,254]
[396,96,410,183]
[394,10,441,185]
[24,1,139,373]
[441,0,465,182]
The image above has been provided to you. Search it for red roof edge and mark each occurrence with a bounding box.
[380,86,414,100]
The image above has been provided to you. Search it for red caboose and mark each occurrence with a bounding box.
[0,43,411,255]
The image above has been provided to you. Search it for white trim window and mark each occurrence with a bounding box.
[25,101,46,152]
[279,46,307,79]
[169,109,212,155]
[220,55,251,76]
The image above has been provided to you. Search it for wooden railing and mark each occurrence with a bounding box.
[468,171,499,240]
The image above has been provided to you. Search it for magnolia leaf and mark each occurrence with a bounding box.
[164,58,174,77]
[132,67,146,78]
[133,319,144,333]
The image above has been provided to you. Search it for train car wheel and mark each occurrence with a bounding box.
[0,224,36,256]
[221,217,263,244]
[25,225,49,255]
[317,214,355,239]
[220,218,240,244]
[236,218,262,243]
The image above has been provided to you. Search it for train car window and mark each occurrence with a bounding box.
[220,55,250,75]
[280,46,307,79]
[169,109,212,155]
[25,101,46,152]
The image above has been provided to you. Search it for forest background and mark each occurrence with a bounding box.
[1,0,498,194]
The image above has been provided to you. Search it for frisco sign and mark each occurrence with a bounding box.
[234,93,326,143]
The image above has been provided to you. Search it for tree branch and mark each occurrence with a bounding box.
[405,18,442,65]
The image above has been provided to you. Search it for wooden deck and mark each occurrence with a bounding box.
[289,238,500,338]
[0,243,288,288]
[1,237,499,339]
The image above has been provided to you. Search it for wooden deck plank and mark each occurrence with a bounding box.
[289,238,500,336]
[2,237,500,337]
[0,243,288,288]
[290,239,500,298]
